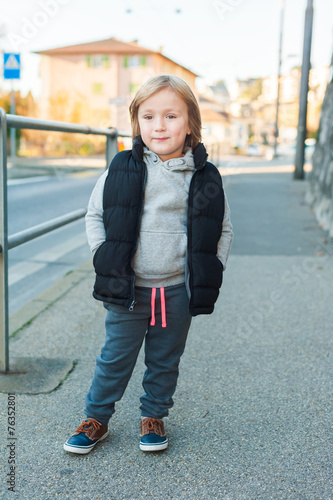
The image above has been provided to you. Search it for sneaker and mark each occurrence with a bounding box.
[63,418,108,454]
[140,417,168,452]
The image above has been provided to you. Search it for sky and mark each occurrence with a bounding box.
[0,0,332,97]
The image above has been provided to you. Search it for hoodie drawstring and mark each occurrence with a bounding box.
[160,287,167,328]
[150,287,167,328]
[150,287,156,326]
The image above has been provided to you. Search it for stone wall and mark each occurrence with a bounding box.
[306,58,333,238]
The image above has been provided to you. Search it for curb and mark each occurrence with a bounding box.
[9,260,94,338]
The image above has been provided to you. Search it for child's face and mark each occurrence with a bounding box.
[138,87,191,162]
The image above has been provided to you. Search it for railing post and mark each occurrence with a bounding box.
[0,108,9,372]
[216,143,220,167]
[211,144,215,164]
[106,130,118,169]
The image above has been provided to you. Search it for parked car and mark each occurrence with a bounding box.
[246,143,262,156]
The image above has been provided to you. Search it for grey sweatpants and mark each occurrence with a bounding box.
[84,283,192,424]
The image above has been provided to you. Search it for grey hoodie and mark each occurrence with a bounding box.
[85,147,233,288]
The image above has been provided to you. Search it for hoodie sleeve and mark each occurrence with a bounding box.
[217,193,233,271]
[85,170,108,255]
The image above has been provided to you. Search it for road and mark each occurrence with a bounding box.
[8,171,104,315]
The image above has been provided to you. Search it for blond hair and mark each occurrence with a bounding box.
[129,75,202,151]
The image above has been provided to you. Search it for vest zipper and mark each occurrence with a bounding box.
[129,300,137,311]
[129,161,147,311]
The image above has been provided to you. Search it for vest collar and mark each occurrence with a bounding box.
[132,135,208,170]
[132,135,146,163]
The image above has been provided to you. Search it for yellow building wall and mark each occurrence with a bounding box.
[38,51,197,133]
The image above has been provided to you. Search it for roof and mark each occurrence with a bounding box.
[210,82,229,95]
[201,108,230,123]
[199,94,218,105]
[35,37,150,55]
[34,37,198,76]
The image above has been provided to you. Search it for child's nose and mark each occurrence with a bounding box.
[154,117,166,131]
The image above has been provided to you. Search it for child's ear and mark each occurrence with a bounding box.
[187,127,191,135]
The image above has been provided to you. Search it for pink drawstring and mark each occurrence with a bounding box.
[160,287,167,328]
[150,287,167,328]
[150,287,156,326]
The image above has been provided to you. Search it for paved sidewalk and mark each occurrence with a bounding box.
[1,169,332,499]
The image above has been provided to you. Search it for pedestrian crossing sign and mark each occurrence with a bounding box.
[3,53,21,79]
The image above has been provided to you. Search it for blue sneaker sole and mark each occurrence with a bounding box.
[139,439,168,452]
[63,431,108,454]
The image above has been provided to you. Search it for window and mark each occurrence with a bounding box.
[130,82,140,94]
[129,56,138,67]
[92,56,102,68]
[93,83,103,95]
[123,56,147,68]
[86,55,109,69]
[102,56,109,68]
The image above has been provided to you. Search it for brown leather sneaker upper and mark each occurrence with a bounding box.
[74,418,108,441]
[140,417,166,437]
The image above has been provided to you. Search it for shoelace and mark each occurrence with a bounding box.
[150,287,167,328]
[75,419,101,434]
[141,418,165,436]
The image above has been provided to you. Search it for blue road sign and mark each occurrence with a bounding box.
[4,53,20,79]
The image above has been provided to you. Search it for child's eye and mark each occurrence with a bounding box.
[144,115,153,120]
[166,115,176,119]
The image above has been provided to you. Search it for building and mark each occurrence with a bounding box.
[35,37,198,132]
[228,66,330,149]
[198,93,232,156]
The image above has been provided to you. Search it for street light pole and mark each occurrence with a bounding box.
[273,0,285,159]
[294,0,314,180]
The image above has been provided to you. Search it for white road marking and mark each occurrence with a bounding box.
[8,176,53,186]
[9,233,88,286]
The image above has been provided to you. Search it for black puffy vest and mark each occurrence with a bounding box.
[92,136,225,316]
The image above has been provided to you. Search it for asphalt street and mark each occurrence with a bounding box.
[1,162,332,499]
[8,173,103,314]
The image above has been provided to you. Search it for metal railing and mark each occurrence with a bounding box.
[0,108,131,372]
